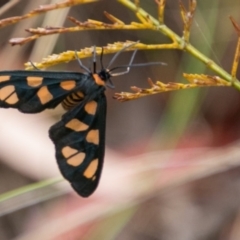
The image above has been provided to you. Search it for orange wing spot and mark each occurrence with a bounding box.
[86,129,99,145]
[83,159,98,179]
[93,74,105,86]
[60,80,76,90]
[27,76,43,87]
[62,146,78,158]
[67,152,86,167]
[65,118,89,131]
[0,85,18,104]
[37,86,53,104]
[0,75,10,82]
[84,101,97,115]
[5,92,19,104]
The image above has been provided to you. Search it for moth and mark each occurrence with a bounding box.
[0,42,165,197]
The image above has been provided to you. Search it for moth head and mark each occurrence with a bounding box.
[100,41,167,88]
[97,69,114,89]
[95,42,140,89]
[75,41,166,89]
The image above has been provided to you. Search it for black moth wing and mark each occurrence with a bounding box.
[0,69,107,197]
[0,70,87,113]
[49,90,107,197]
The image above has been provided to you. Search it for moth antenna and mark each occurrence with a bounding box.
[106,41,139,69]
[109,49,139,77]
[93,46,97,74]
[75,51,91,73]
[29,61,40,70]
[109,61,167,74]
[100,47,104,70]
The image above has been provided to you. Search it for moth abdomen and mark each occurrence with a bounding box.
[61,91,85,110]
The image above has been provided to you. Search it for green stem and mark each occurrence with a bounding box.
[0,177,62,202]
[118,0,240,91]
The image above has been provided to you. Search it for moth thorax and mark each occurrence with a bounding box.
[61,91,85,110]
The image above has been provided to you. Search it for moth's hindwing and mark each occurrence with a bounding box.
[0,71,85,113]
[49,93,106,197]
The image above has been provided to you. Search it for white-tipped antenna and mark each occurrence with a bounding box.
[110,49,138,77]
[75,51,91,73]
[109,61,167,74]
[106,41,140,70]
